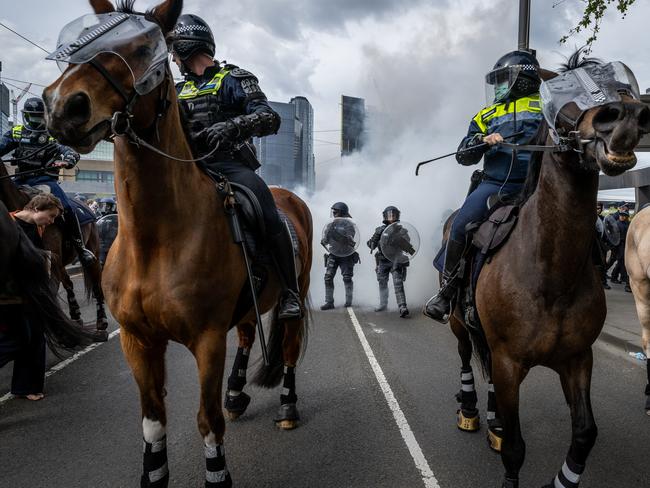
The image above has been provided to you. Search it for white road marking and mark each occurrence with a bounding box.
[0,329,120,405]
[346,307,440,488]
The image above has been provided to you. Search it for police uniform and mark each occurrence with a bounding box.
[368,207,409,317]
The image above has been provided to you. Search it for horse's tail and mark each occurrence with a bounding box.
[14,230,95,358]
[466,325,491,379]
[81,223,101,301]
[253,296,311,388]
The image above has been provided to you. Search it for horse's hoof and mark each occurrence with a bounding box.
[501,478,518,488]
[91,330,109,343]
[224,391,251,421]
[274,403,300,430]
[96,317,109,331]
[487,426,503,452]
[645,396,650,415]
[456,409,480,432]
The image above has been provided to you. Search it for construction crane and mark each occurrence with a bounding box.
[10,82,32,125]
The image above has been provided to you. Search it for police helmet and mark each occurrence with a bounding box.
[22,97,46,130]
[485,50,540,104]
[382,206,400,224]
[331,202,351,218]
[171,14,215,61]
[98,197,117,214]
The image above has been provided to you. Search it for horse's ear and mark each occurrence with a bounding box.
[89,0,115,14]
[151,0,183,35]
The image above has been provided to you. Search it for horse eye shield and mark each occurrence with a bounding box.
[540,61,641,142]
[46,12,168,95]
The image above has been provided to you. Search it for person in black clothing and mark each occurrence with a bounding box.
[595,203,611,290]
[170,14,301,320]
[610,210,632,292]
[0,194,63,401]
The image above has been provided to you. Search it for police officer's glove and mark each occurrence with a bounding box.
[199,120,239,148]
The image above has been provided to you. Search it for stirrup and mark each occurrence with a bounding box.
[422,293,451,323]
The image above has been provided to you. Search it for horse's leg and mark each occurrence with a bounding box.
[121,330,169,488]
[60,268,82,325]
[486,378,504,452]
[83,224,108,331]
[224,322,255,420]
[450,317,480,432]
[274,317,303,430]
[629,277,650,414]
[544,351,598,488]
[492,352,528,488]
[193,328,232,488]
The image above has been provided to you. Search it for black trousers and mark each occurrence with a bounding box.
[0,305,46,395]
[206,161,284,236]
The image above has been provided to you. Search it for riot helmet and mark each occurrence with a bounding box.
[98,197,117,215]
[22,97,46,131]
[485,50,540,104]
[331,202,351,218]
[382,206,400,224]
[170,14,215,62]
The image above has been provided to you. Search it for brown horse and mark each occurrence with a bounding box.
[623,205,650,415]
[0,161,108,334]
[439,55,650,488]
[44,1,312,486]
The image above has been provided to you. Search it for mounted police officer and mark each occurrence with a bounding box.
[170,14,301,319]
[321,202,359,310]
[424,50,544,323]
[368,206,410,318]
[0,97,95,266]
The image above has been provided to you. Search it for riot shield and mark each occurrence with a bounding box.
[380,221,420,264]
[321,218,360,257]
[96,214,118,265]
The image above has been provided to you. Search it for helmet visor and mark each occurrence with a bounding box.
[46,13,168,95]
[383,209,400,222]
[485,66,521,104]
[23,112,46,129]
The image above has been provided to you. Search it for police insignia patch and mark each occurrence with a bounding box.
[38,135,47,144]
[230,68,255,78]
[240,78,262,95]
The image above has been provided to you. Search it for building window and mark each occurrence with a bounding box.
[76,170,114,183]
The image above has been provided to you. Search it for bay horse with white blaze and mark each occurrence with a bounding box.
[439,53,650,487]
[624,205,650,415]
[44,0,312,486]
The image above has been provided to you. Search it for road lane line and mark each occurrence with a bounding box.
[0,329,121,405]
[346,307,440,488]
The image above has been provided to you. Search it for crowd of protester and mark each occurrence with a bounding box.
[597,201,633,293]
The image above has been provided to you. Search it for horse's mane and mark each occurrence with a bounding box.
[513,122,547,206]
[559,47,603,73]
[115,0,137,13]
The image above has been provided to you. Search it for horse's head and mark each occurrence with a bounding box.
[541,51,650,176]
[43,0,182,153]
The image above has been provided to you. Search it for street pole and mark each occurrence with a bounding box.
[518,0,531,51]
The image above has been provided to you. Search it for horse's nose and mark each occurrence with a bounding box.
[63,92,91,127]
[592,102,624,134]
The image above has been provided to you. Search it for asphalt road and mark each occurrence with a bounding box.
[0,288,648,487]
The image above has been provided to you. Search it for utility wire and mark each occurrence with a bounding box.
[1,76,47,88]
[0,22,49,53]
[2,80,42,99]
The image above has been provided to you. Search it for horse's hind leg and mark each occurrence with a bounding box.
[492,353,528,488]
[450,316,480,432]
[225,322,255,420]
[275,317,303,430]
[61,269,82,325]
[193,328,232,488]
[544,350,598,488]
[486,378,504,452]
[121,330,169,488]
[630,278,650,414]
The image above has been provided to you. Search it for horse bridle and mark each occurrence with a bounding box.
[86,58,221,163]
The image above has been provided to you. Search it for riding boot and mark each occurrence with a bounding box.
[344,280,353,307]
[321,280,335,310]
[269,228,302,320]
[375,284,388,312]
[423,238,464,323]
[65,209,96,267]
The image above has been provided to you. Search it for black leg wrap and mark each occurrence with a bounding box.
[205,444,232,488]
[501,477,518,488]
[274,402,300,423]
[459,368,477,411]
[227,347,250,392]
[280,366,297,405]
[551,456,584,488]
[224,390,251,415]
[141,437,169,488]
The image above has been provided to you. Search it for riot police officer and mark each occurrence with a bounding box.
[97,197,117,217]
[170,15,301,319]
[368,206,410,318]
[0,97,95,266]
[321,202,359,310]
[424,51,543,323]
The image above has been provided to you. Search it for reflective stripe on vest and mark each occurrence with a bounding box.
[473,95,542,133]
[11,125,55,143]
[178,69,231,100]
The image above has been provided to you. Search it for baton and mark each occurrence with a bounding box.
[415,131,525,176]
